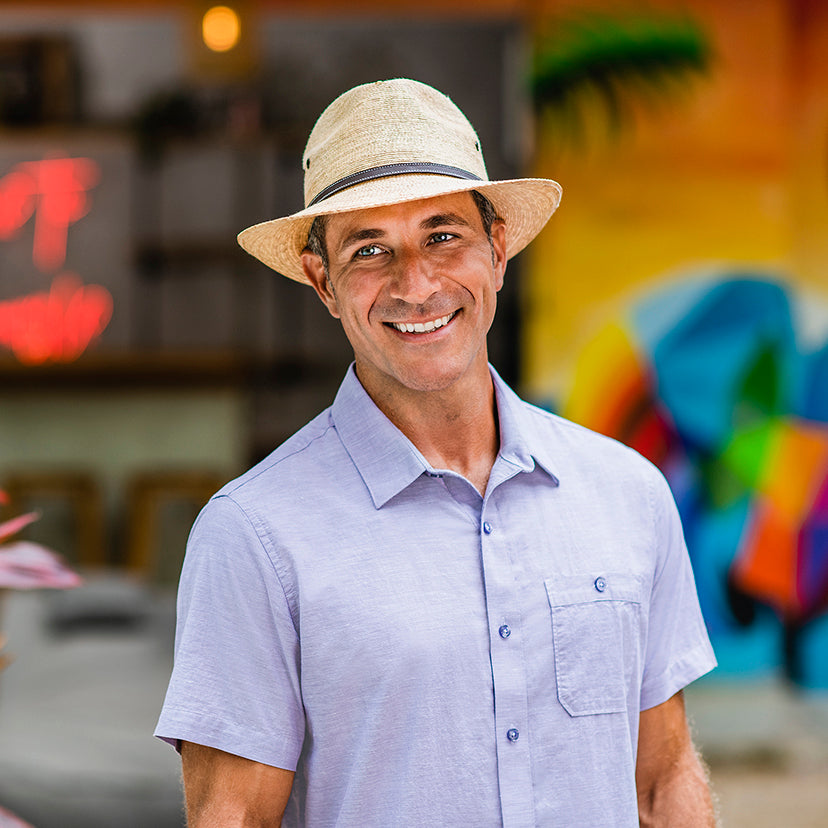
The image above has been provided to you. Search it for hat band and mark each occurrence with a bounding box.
[308,161,483,207]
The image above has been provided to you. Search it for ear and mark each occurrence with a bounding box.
[490,220,507,292]
[301,251,341,319]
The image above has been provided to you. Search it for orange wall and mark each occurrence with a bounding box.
[522,0,828,401]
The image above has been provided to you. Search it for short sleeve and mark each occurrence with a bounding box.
[154,494,305,770]
[640,469,717,711]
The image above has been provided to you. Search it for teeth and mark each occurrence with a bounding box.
[391,313,454,334]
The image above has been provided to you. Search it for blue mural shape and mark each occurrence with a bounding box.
[562,273,828,688]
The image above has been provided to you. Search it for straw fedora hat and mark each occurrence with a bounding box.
[237,78,562,284]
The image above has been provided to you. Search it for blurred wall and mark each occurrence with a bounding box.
[524,0,827,399]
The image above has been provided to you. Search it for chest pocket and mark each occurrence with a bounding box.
[545,572,644,717]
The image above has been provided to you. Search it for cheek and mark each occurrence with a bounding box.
[340,289,381,334]
[471,267,502,306]
[330,275,371,319]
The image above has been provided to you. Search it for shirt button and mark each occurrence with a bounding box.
[498,624,511,639]
[594,576,607,592]
[482,521,492,535]
[506,728,520,742]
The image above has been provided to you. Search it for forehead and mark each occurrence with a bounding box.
[325,190,482,240]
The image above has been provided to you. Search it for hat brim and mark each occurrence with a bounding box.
[237,174,562,284]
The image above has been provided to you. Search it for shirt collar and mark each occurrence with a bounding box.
[490,365,561,486]
[331,365,430,508]
[331,364,560,509]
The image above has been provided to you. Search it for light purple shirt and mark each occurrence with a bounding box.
[156,364,715,827]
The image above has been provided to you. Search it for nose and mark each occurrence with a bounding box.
[388,250,439,305]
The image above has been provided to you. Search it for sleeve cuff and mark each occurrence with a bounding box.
[640,642,717,711]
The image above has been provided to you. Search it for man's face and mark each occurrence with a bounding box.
[301,191,507,402]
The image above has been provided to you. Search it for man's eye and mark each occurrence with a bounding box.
[430,232,456,244]
[355,244,383,258]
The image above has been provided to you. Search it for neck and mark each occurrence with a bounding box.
[357,360,499,496]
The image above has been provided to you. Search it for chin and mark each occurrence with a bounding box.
[392,363,470,394]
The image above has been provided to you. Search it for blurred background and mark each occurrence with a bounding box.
[0,0,826,825]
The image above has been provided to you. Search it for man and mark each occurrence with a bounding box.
[156,78,717,827]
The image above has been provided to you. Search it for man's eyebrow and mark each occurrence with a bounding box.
[337,228,386,255]
[336,212,473,255]
[420,212,473,230]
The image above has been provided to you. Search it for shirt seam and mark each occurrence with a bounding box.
[223,416,337,498]
[216,493,300,633]
[640,641,717,711]
[158,703,304,769]
[648,466,673,594]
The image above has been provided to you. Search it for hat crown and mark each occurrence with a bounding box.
[302,79,489,208]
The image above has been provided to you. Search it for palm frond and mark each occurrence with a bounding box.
[532,10,712,147]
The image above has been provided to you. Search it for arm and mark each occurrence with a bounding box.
[635,691,718,827]
[181,741,295,827]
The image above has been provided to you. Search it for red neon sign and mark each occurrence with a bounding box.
[0,156,100,273]
[0,155,113,365]
[0,273,113,365]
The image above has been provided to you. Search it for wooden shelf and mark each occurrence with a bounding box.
[0,351,339,391]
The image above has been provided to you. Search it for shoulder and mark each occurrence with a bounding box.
[183,405,351,585]
[519,395,664,483]
[186,406,347,543]
[216,407,342,504]
[192,399,376,547]
[510,395,679,554]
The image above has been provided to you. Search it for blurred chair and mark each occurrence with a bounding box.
[125,470,224,584]
[2,470,106,569]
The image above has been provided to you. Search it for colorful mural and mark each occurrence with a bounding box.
[562,273,828,688]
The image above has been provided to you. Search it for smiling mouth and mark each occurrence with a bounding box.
[387,311,457,334]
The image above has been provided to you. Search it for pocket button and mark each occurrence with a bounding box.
[594,576,607,593]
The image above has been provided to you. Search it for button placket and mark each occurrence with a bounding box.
[479,490,534,827]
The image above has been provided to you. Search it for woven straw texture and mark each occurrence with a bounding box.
[238,79,562,284]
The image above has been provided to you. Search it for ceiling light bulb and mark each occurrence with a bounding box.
[202,5,241,53]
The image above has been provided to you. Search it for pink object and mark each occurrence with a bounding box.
[0,541,82,590]
[0,804,34,827]
[0,513,40,544]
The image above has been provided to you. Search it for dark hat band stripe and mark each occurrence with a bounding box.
[308,162,483,207]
